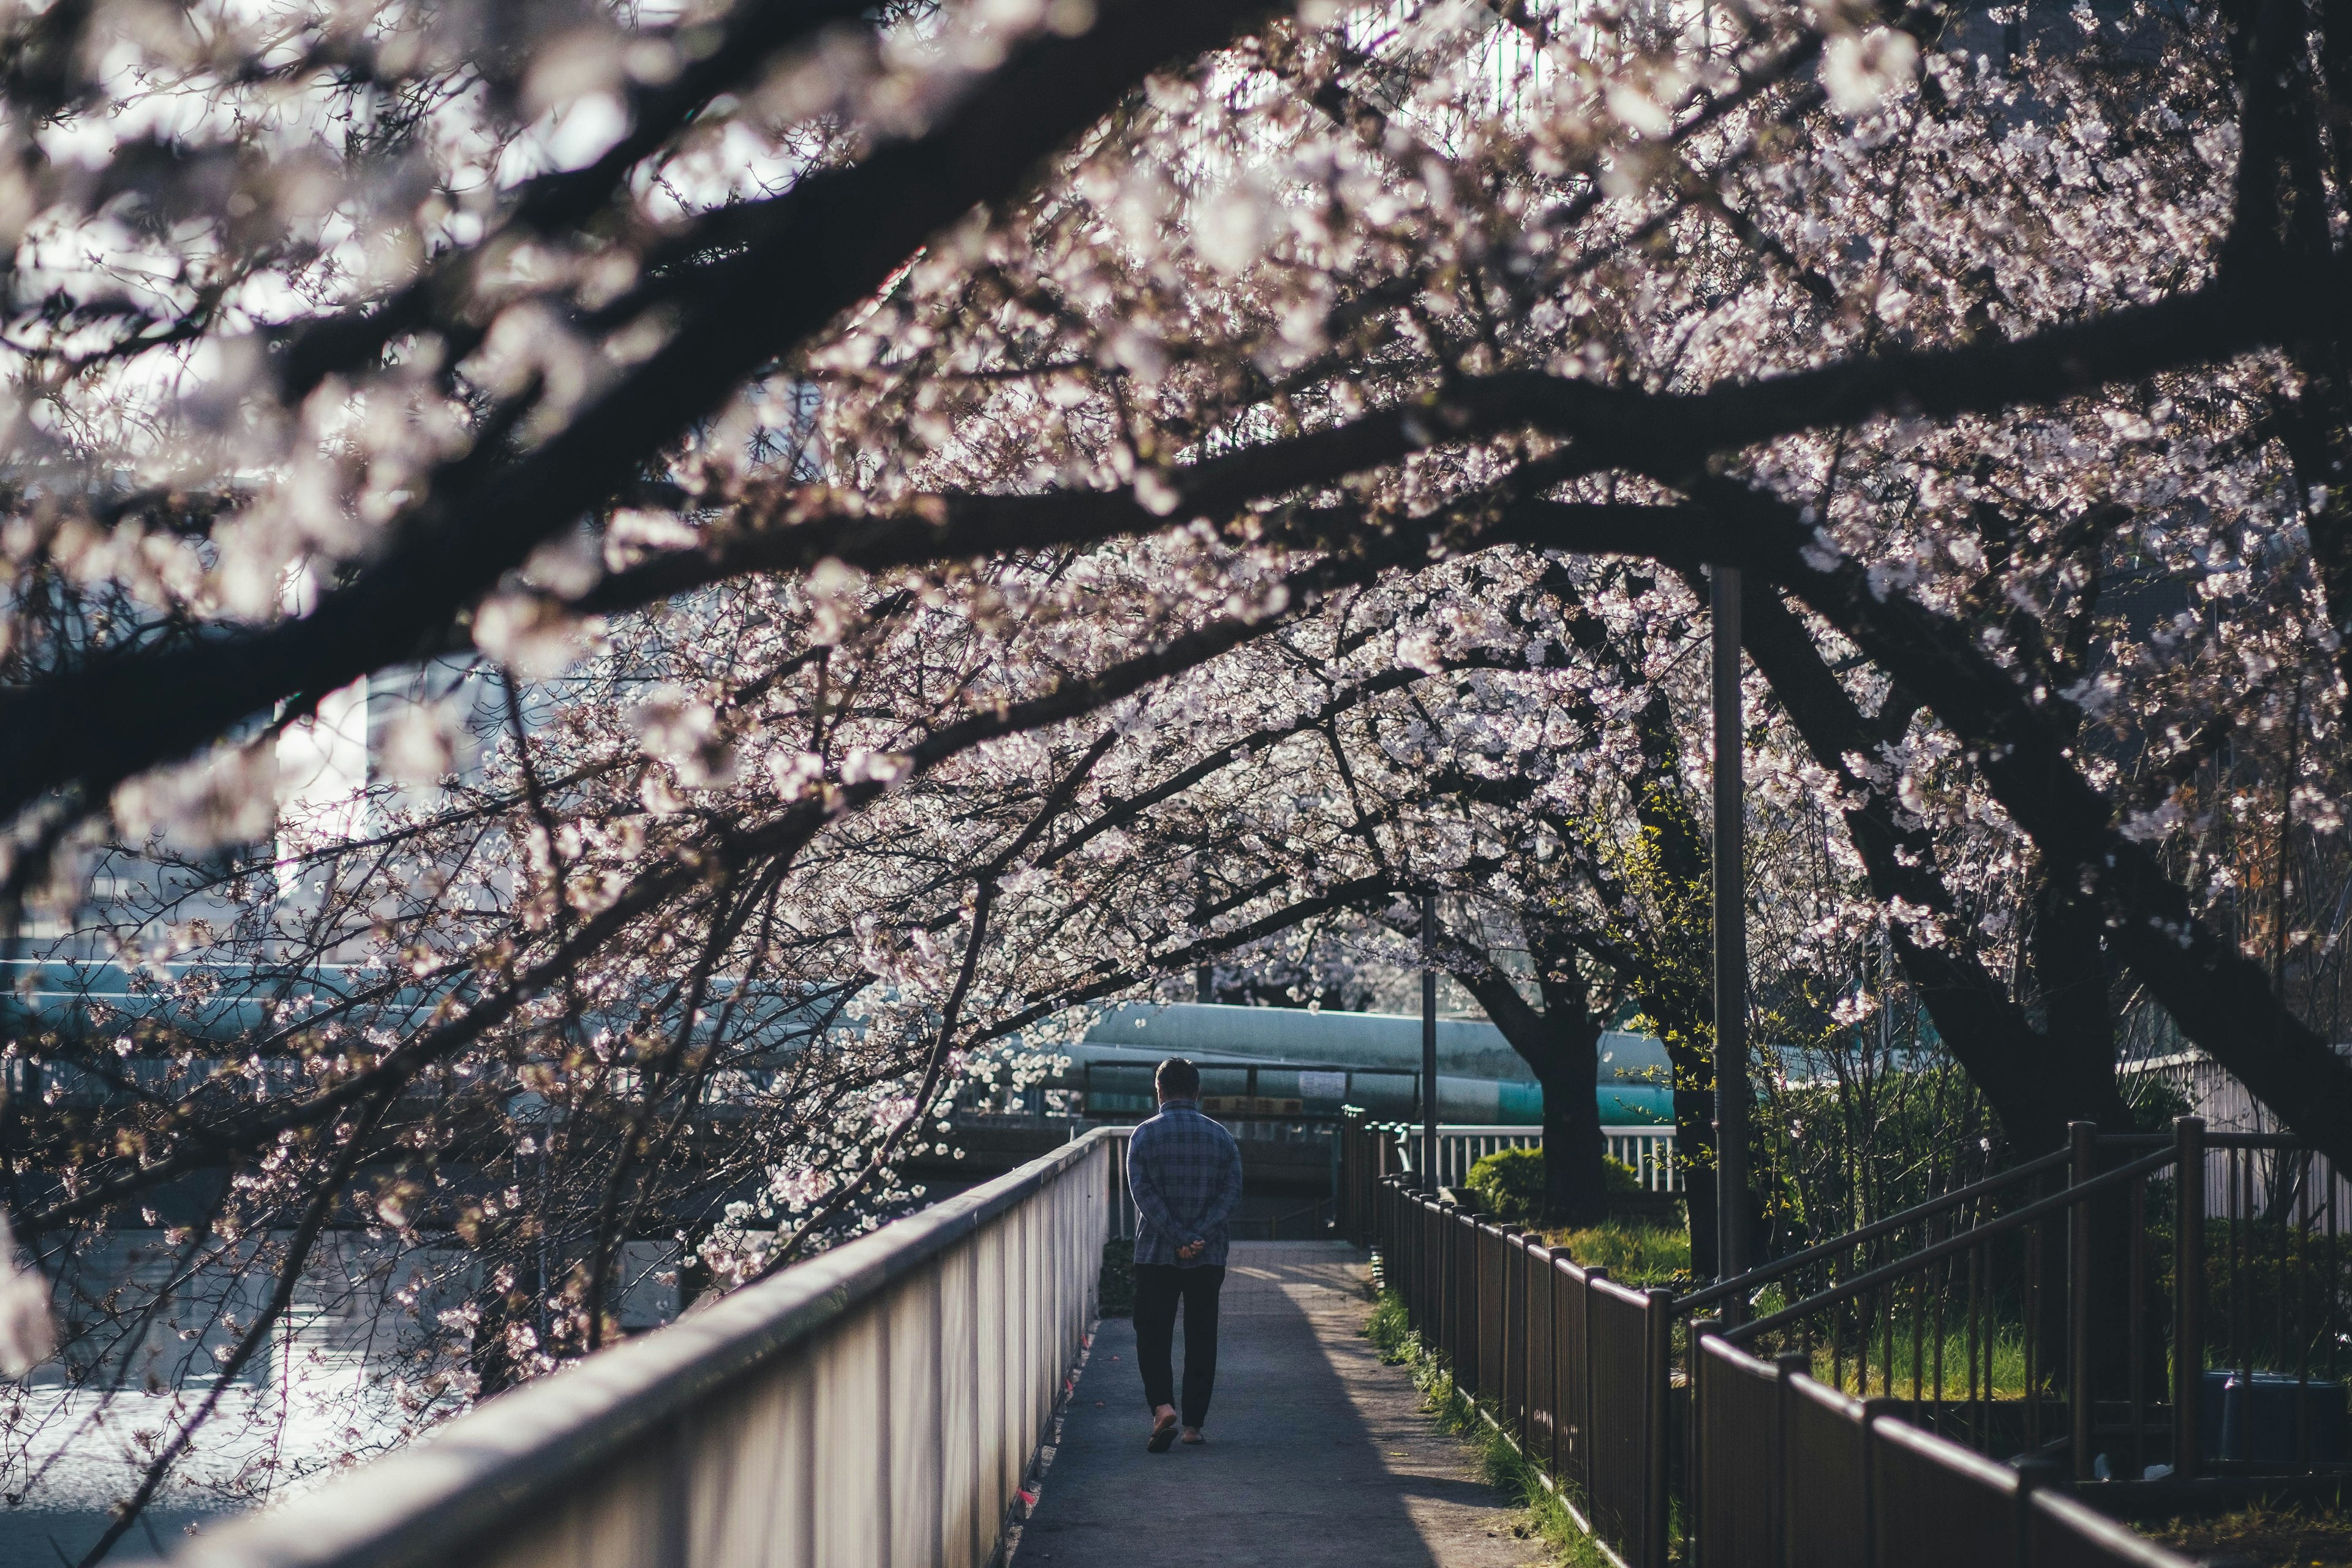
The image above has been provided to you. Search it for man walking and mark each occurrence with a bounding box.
[1126,1057,1243,1453]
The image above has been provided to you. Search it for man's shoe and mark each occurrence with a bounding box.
[1147,1410,1179,1453]
[1180,1428,1204,1445]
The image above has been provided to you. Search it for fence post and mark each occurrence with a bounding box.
[1529,1242,1553,1463]
[1459,1212,1474,1385]
[1773,1352,1808,1568]
[1645,1287,1675,1568]
[1340,1111,1360,1242]
[1425,1194,1439,1343]
[2013,1457,2061,1568]
[1505,1232,1526,1437]
[1433,1200,1451,1358]
[1583,1265,1607,1504]
[2068,1118,2097,1482]
[1403,1185,1418,1322]
[2173,1115,2206,1483]
[1690,1316,1721,1568]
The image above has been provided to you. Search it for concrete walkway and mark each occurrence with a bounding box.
[1016,1242,1539,1568]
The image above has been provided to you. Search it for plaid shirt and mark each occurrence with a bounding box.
[1126,1099,1244,1267]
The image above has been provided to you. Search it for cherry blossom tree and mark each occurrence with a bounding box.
[7,0,2352,1551]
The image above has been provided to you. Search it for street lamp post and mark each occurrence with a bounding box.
[1422,890,1439,1195]
[1713,565,1751,1291]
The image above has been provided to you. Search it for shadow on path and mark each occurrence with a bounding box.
[1018,1242,1534,1568]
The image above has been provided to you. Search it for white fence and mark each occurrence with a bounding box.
[2141,1049,2352,1223]
[174,1131,1118,1568]
[1605,1126,1681,1193]
[1392,1123,1681,1192]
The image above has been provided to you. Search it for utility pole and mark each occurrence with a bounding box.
[1713,565,1751,1289]
[1422,890,1439,1194]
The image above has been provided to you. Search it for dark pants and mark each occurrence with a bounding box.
[1133,1263,1225,1428]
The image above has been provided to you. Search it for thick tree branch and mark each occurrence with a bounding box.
[0,0,1282,829]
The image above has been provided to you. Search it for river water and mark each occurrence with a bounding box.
[2,1230,682,1567]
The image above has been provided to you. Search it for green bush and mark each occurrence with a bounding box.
[1464,1146,1638,1226]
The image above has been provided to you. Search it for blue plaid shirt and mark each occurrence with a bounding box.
[1126,1099,1244,1267]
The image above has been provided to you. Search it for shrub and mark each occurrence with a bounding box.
[1464,1146,1639,1226]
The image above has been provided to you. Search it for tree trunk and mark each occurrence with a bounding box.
[1713,479,2352,1177]
[1667,1037,1721,1276]
[1539,1063,1609,1227]
[1733,578,2132,1154]
[1533,958,1608,1227]
[1452,959,1608,1227]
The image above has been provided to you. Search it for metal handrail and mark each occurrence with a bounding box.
[1677,1147,2070,1312]
[1721,1146,2176,1346]
[1367,1126,2230,1568]
[178,1128,1119,1568]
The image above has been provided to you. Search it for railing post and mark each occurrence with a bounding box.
[1583,1265,1607,1504]
[1436,1198,1451,1356]
[1463,1213,1483,1387]
[1401,1189,1420,1325]
[1402,1188,1417,1324]
[1338,1110,1357,1242]
[2068,1118,2096,1482]
[2014,1458,2062,1568]
[1645,1287,1675,1568]
[1529,1242,1553,1463]
[1505,1231,1527,1436]
[1691,1316,1721,1568]
[1773,1351,1809,1568]
[2173,1115,2206,1482]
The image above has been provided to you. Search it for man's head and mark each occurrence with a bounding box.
[1155,1057,1201,1104]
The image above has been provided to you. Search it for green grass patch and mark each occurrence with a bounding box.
[1801,1325,2034,1398]
[1540,1219,1693,1289]
[1363,1287,1614,1568]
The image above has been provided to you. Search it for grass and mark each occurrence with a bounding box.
[1364,1288,1616,1568]
[1792,1325,2035,1398]
[1539,1219,1692,1289]
[2148,1501,2352,1567]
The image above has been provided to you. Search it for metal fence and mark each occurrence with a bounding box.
[1694,1117,2352,1486]
[1374,1176,1675,1566]
[173,1129,1121,1568]
[1691,1334,2187,1568]
[1370,1170,2203,1568]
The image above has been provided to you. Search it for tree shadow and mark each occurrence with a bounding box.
[1020,1243,1509,1568]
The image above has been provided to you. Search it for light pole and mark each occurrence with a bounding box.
[1713,565,1751,1289]
[1422,889,1439,1194]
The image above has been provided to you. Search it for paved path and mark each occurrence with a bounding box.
[1017,1242,1538,1568]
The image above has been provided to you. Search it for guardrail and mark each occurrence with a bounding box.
[174,1128,1122,1568]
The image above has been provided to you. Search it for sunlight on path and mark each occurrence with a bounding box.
[1018,1241,1539,1568]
